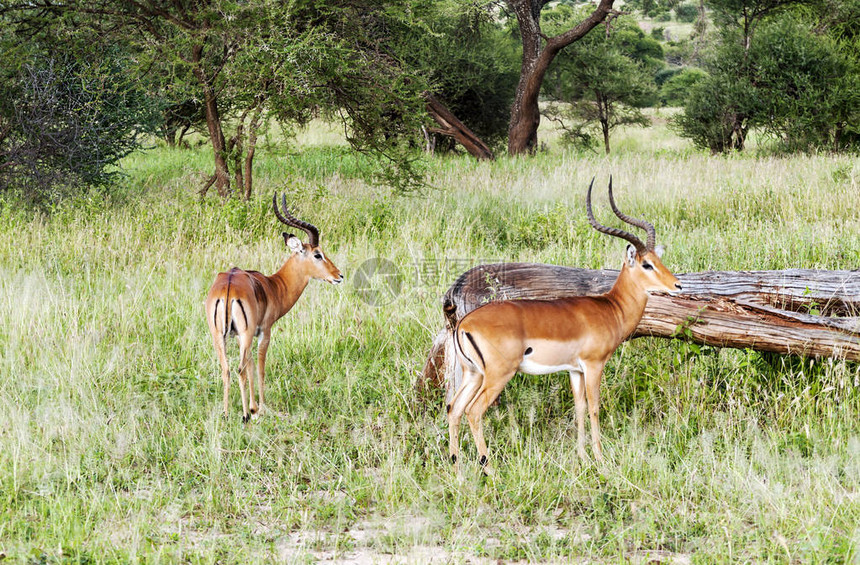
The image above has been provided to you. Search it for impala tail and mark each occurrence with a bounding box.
[453,324,486,373]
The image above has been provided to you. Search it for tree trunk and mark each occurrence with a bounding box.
[191,44,231,198]
[424,93,494,160]
[506,0,616,156]
[600,113,611,155]
[230,113,246,197]
[244,103,262,200]
[602,123,611,154]
[419,264,860,390]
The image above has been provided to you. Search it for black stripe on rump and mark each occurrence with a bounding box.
[464,332,485,368]
[224,274,233,338]
[236,299,248,330]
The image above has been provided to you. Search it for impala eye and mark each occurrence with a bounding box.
[314,253,323,260]
[642,262,654,271]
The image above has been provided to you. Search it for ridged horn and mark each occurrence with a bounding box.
[272,193,320,247]
[586,177,647,254]
[607,176,656,251]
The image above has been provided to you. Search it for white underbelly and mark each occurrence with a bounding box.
[518,358,581,375]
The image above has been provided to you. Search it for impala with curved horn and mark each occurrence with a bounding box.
[448,178,682,475]
[205,194,343,421]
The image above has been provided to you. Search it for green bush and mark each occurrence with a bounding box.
[660,67,708,106]
[0,52,158,204]
[675,16,859,152]
[674,3,699,22]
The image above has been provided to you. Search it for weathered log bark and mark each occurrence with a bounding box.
[424,93,494,160]
[420,264,860,390]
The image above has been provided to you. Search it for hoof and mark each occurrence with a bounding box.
[450,454,457,465]
[478,455,488,467]
[242,414,250,423]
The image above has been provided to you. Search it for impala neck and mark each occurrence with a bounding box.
[604,263,650,338]
[269,254,310,317]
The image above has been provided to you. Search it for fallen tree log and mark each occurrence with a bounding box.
[423,93,494,161]
[419,265,860,390]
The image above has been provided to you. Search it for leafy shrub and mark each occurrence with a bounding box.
[675,16,859,152]
[0,53,157,205]
[674,3,699,22]
[660,67,708,106]
[654,66,683,86]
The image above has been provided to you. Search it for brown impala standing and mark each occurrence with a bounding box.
[205,194,343,422]
[448,179,682,475]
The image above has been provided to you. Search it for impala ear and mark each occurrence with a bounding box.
[284,233,303,253]
[625,244,637,268]
[654,244,665,258]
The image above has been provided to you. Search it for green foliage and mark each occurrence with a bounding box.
[675,13,860,152]
[627,0,680,17]
[674,2,700,22]
[749,15,859,151]
[660,67,708,106]
[396,1,519,149]
[0,17,159,204]
[613,26,666,67]
[543,10,657,153]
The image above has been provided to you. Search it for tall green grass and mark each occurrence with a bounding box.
[0,124,858,562]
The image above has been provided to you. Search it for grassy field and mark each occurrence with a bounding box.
[1,121,858,563]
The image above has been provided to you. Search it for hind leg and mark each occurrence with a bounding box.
[237,332,256,422]
[255,330,271,414]
[212,335,231,418]
[207,301,232,418]
[447,367,482,474]
[464,368,515,476]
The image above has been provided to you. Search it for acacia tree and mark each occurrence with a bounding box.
[543,12,659,154]
[504,0,617,155]
[546,51,656,154]
[693,0,801,149]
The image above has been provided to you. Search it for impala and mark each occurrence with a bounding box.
[448,178,682,475]
[205,194,343,422]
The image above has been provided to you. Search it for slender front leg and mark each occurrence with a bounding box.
[583,360,606,462]
[569,370,587,460]
[256,330,271,414]
[464,374,511,477]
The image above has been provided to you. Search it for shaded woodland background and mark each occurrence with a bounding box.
[1,0,858,205]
